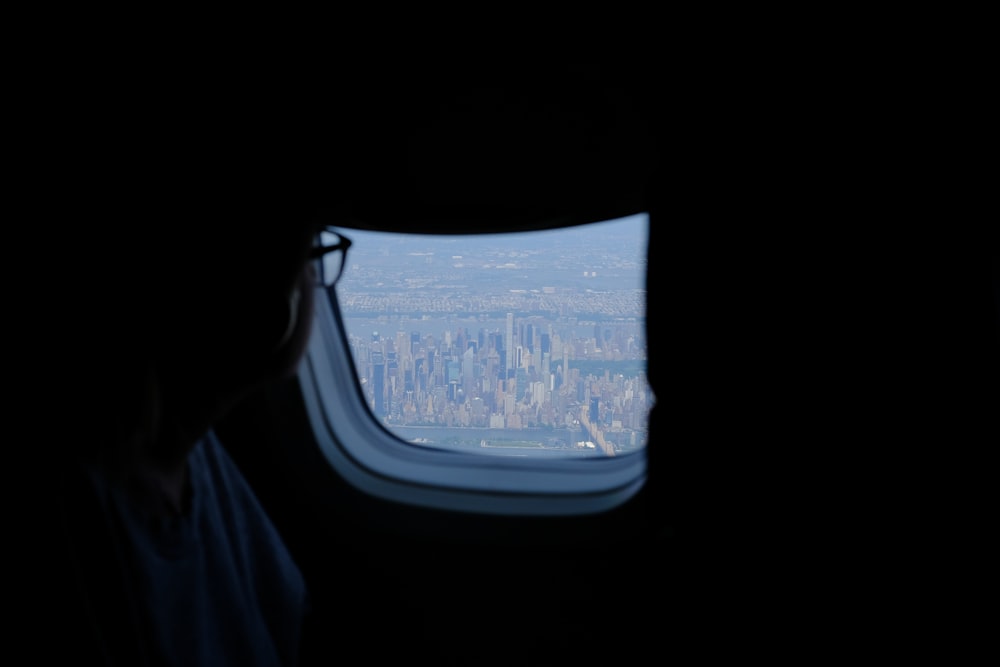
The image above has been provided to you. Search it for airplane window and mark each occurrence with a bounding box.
[299,213,651,514]
[329,214,650,459]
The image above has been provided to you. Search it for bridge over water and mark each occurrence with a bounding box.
[578,410,615,456]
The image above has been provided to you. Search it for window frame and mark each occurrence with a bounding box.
[297,227,651,516]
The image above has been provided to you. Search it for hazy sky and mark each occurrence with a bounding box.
[337,212,648,261]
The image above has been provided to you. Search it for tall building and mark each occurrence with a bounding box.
[415,357,426,392]
[505,312,514,372]
[372,351,385,418]
[462,346,475,392]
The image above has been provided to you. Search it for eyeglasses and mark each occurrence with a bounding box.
[310,228,353,287]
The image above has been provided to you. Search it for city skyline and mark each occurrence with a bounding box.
[330,214,651,456]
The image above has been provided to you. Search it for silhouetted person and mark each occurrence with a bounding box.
[45,132,343,664]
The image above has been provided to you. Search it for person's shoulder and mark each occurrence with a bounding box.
[194,428,239,464]
[191,428,259,504]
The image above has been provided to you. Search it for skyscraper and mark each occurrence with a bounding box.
[372,351,385,418]
[505,312,514,372]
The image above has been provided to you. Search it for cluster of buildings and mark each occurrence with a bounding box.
[345,312,651,452]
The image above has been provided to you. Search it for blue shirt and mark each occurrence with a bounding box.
[85,430,308,666]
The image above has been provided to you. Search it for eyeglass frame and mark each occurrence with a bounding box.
[309,228,353,287]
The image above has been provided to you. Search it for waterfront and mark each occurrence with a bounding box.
[385,425,612,458]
